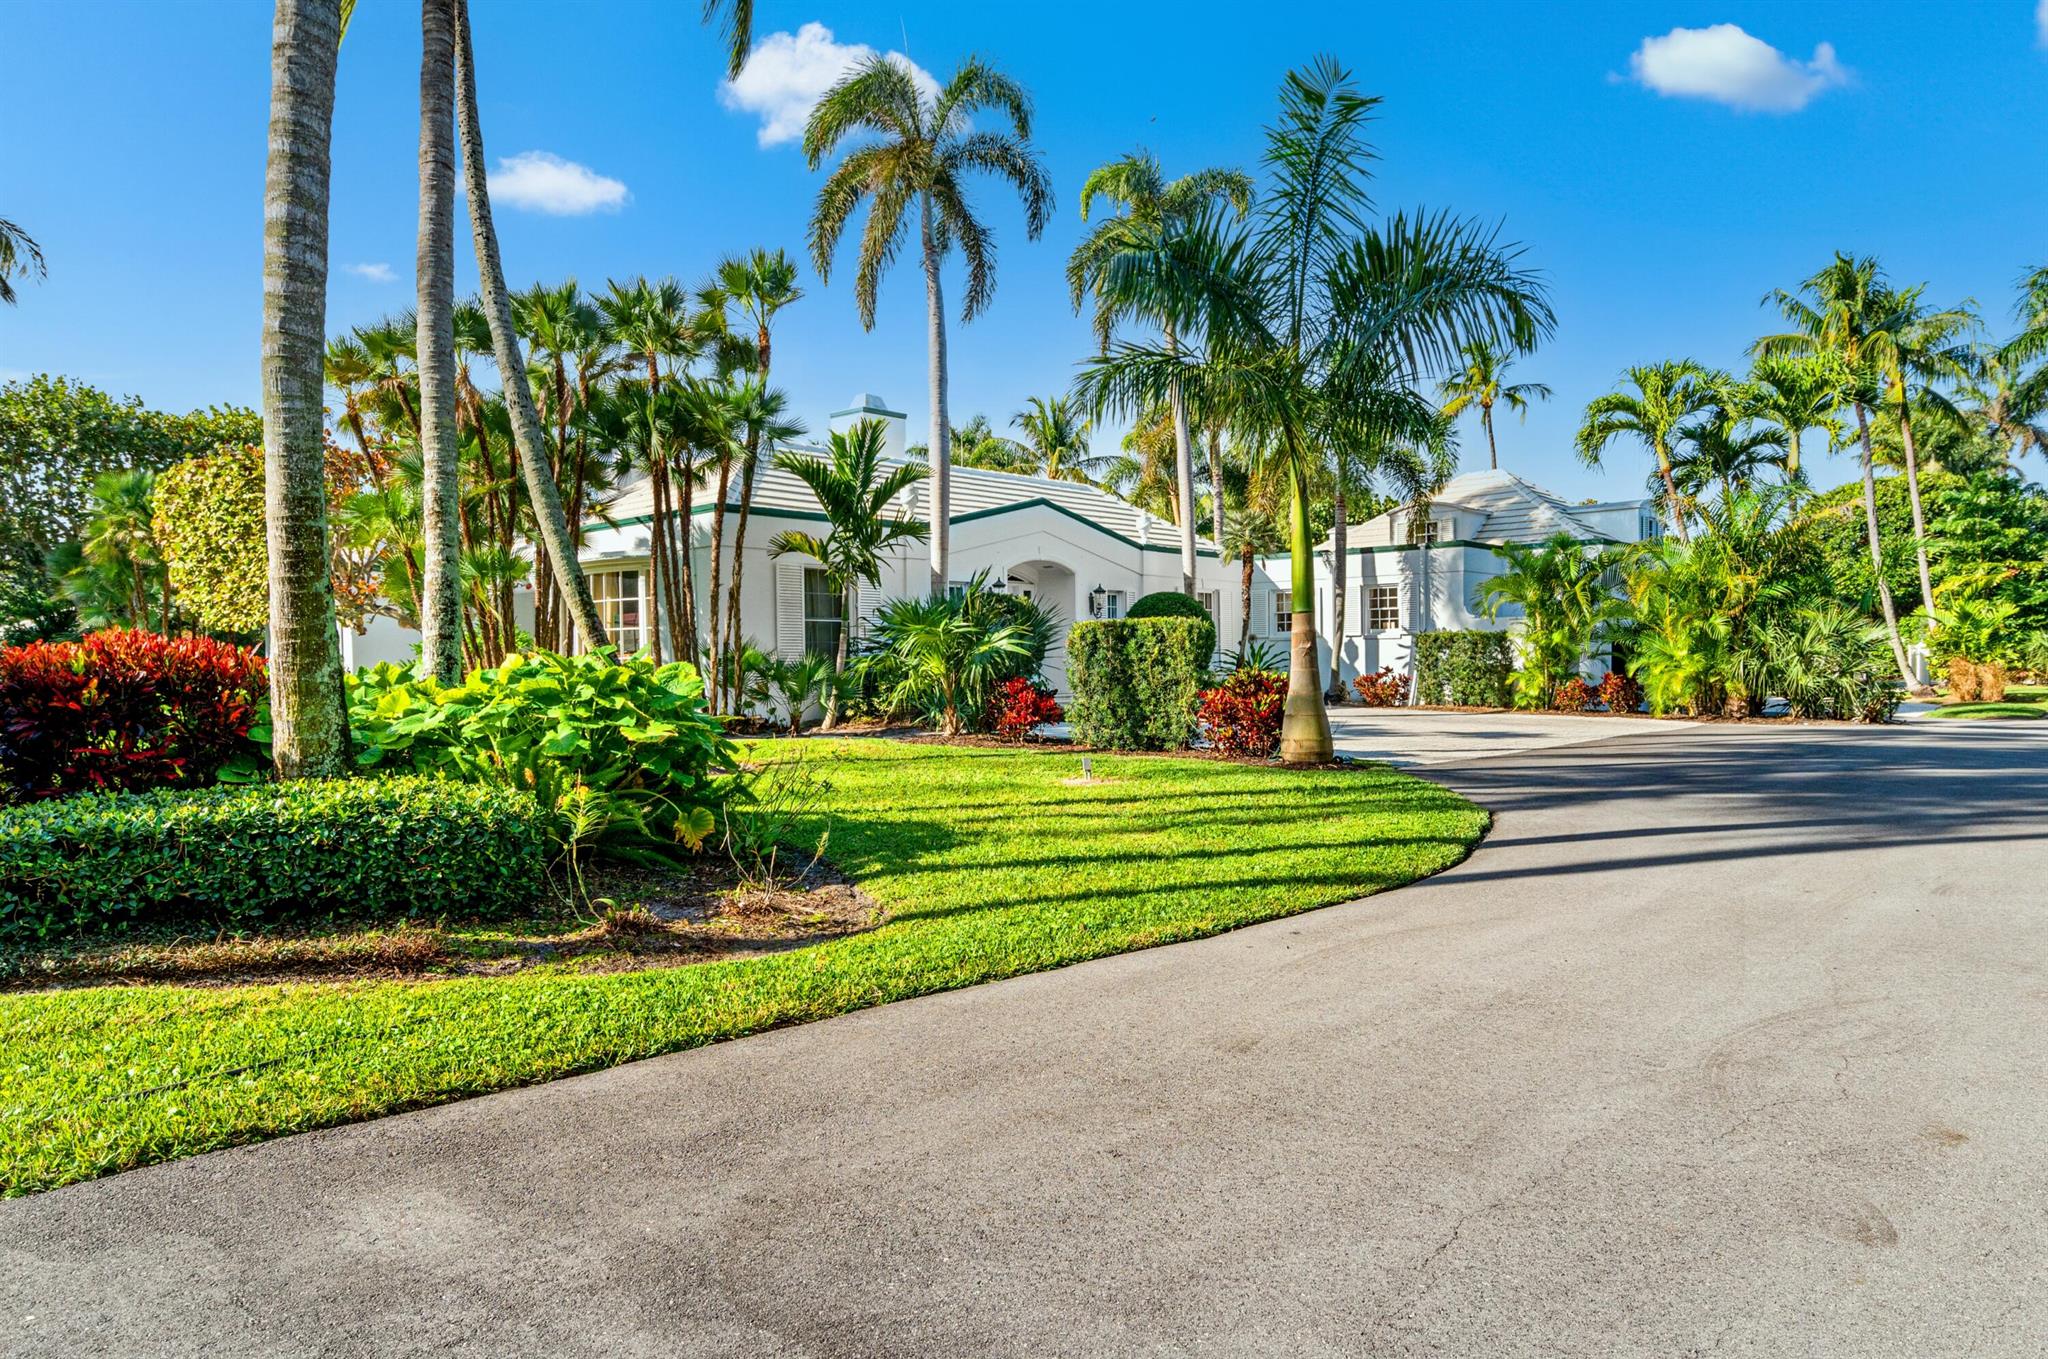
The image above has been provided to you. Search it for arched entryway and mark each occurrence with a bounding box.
[1001,560,1077,695]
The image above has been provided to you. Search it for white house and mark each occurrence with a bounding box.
[343,395,1661,700]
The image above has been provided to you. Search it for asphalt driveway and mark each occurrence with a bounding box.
[4,722,2045,1358]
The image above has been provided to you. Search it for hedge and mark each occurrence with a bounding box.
[1413,630,1514,707]
[1125,591,1212,622]
[0,776,545,942]
[1067,616,1216,750]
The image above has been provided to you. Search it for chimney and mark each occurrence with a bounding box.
[828,392,908,460]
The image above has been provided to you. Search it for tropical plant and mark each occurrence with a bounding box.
[1196,668,1287,756]
[1011,395,1105,483]
[759,652,852,735]
[1736,606,1902,722]
[1575,360,1713,543]
[1475,534,1629,709]
[0,217,46,306]
[985,676,1063,740]
[804,52,1054,593]
[1351,666,1412,706]
[768,418,930,726]
[1668,388,1785,514]
[1744,353,1846,482]
[65,471,169,633]
[868,593,1029,736]
[1437,338,1551,471]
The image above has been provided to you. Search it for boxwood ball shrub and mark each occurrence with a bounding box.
[1413,630,1514,707]
[1124,591,1212,622]
[1067,616,1216,750]
[0,776,544,942]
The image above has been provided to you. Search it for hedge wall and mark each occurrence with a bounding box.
[0,775,545,942]
[1067,616,1216,750]
[1413,630,1514,707]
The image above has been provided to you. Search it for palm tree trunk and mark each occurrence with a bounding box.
[1895,392,1937,620]
[1657,445,1692,544]
[921,195,950,596]
[451,0,607,653]
[1854,403,1915,685]
[648,453,675,663]
[706,452,732,704]
[1326,484,1347,698]
[1279,454,1332,764]
[1785,430,1802,482]
[723,331,772,709]
[1483,403,1498,471]
[1165,323,1198,595]
[415,0,463,684]
[1239,542,1254,657]
[673,448,699,666]
[261,0,351,779]
[1206,423,1226,555]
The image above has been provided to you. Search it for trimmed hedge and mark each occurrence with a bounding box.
[1125,591,1211,622]
[0,776,545,942]
[1067,616,1216,750]
[1414,630,1514,707]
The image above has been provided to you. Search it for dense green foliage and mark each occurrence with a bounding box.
[0,776,543,944]
[1476,534,1629,708]
[0,740,1486,1194]
[347,651,741,861]
[1124,591,1212,622]
[854,575,1059,733]
[1412,631,1514,707]
[1067,616,1216,749]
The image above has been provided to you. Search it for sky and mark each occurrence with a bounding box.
[4,0,2046,505]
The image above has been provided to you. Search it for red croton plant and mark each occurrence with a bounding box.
[1196,669,1287,757]
[0,628,268,799]
[986,676,1064,741]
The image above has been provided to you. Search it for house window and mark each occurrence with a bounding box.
[588,569,646,654]
[1407,516,1445,545]
[1367,585,1401,632]
[803,568,843,658]
[1272,593,1292,636]
[1198,590,1219,623]
[947,580,970,601]
[1089,588,1127,619]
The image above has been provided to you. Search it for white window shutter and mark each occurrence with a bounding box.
[774,563,806,659]
[855,579,886,643]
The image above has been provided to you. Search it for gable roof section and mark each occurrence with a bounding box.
[1351,469,1620,546]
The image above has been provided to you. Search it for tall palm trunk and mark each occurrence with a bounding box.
[261,0,351,779]
[723,326,773,708]
[415,0,463,684]
[821,580,851,732]
[1784,430,1802,481]
[673,447,698,664]
[921,195,950,595]
[1326,484,1347,698]
[451,0,607,652]
[1238,541,1254,656]
[1656,441,1691,544]
[1165,323,1198,595]
[1206,423,1226,557]
[1893,385,1937,620]
[1279,453,1332,764]
[1482,403,1498,470]
[706,448,733,703]
[1854,403,1915,685]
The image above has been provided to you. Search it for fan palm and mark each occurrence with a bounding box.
[0,216,45,305]
[1012,395,1104,483]
[769,419,931,727]
[870,594,1028,737]
[1067,150,1253,592]
[1437,338,1550,471]
[1574,360,1712,543]
[1080,60,1551,760]
[804,53,1054,594]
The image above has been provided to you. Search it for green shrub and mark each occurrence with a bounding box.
[347,650,742,862]
[1125,591,1211,622]
[1413,631,1513,707]
[1067,616,1216,750]
[0,775,543,942]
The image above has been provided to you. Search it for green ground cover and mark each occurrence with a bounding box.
[0,740,1486,1195]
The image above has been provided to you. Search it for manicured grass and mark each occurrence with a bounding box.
[0,741,1485,1196]
[1925,701,2047,720]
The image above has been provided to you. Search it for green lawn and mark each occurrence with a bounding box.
[0,740,1486,1196]
[1926,684,2048,720]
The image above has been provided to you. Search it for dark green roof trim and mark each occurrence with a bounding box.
[830,403,907,420]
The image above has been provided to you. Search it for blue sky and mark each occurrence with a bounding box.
[4,1,2045,503]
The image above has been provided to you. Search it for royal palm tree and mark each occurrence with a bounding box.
[1436,338,1550,472]
[414,0,462,682]
[451,0,607,651]
[1574,360,1712,544]
[768,419,930,728]
[804,54,1054,594]
[1067,150,1252,592]
[261,0,350,778]
[1077,60,1551,761]
[1012,395,1103,482]
[0,217,45,306]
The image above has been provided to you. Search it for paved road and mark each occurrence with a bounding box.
[1325,704,1688,765]
[4,723,2045,1358]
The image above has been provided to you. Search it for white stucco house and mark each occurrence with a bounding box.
[343,394,1661,699]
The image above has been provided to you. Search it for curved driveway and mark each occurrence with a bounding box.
[4,723,2046,1357]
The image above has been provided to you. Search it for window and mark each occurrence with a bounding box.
[803,568,843,658]
[1407,516,1446,545]
[1271,592,1292,636]
[1367,585,1401,632]
[1198,590,1219,623]
[588,569,646,653]
[1089,588,1127,619]
[947,580,970,602]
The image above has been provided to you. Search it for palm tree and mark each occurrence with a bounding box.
[1012,396,1103,482]
[1068,150,1253,593]
[1669,397,1785,513]
[451,0,607,653]
[261,0,351,778]
[709,248,804,702]
[74,470,168,632]
[709,376,804,707]
[1742,353,1844,482]
[0,217,45,305]
[1076,60,1551,761]
[1437,338,1550,472]
[1476,533,1630,709]
[414,0,462,683]
[1993,264,2048,467]
[768,419,930,728]
[1575,361,1712,544]
[804,54,1054,595]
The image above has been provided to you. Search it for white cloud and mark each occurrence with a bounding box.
[720,22,939,148]
[1627,24,1849,113]
[2038,0,2047,47]
[345,262,395,283]
[486,151,629,215]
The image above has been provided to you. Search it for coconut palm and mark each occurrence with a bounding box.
[1067,150,1253,592]
[261,0,351,778]
[1012,396,1104,483]
[451,0,607,652]
[414,0,462,682]
[1437,338,1551,471]
[0,217,45,306]
[768,419,930,728]
[1574,361,1712,544]
[1963,347,2048,469]
[804,53,1054,595]
[1076,59,1552,761]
